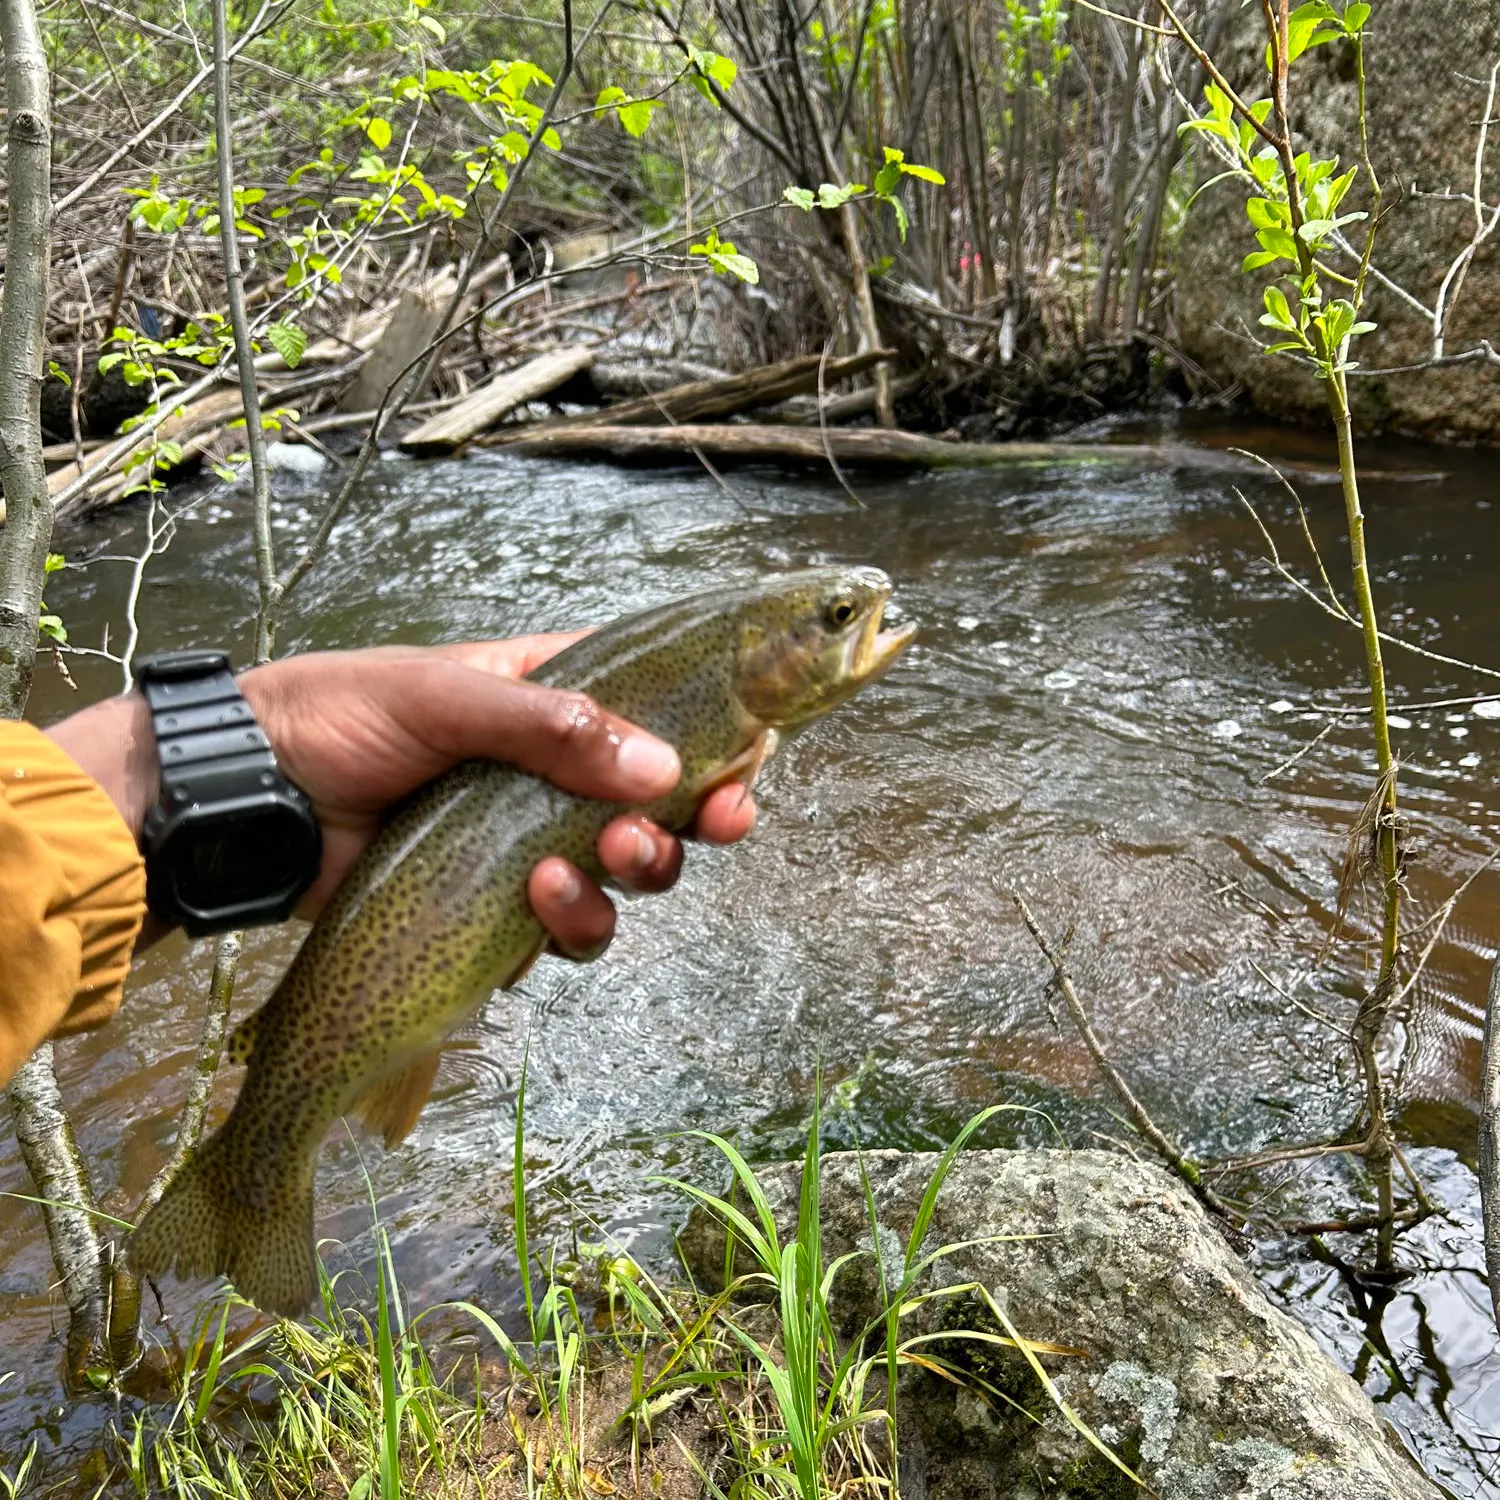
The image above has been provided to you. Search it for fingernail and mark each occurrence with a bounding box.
[623,822,654,873]
[616,735,679,790]
[547,863,582,905]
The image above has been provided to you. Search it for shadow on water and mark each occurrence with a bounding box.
[3,417,1499,1491]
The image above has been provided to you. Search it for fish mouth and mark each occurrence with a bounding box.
[850,596,918,682]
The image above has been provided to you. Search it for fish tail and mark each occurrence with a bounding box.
[130,1125,318,1317]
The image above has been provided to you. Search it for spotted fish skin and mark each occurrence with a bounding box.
[129,568,914,1315]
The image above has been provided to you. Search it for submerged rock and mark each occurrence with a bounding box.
[680,1149,1441,1499]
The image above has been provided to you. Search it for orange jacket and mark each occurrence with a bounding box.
[0,722,146,1088]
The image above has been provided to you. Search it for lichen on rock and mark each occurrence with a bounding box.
[679,1149,1444,1499]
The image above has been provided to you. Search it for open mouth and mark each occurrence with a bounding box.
[853,598,918,680]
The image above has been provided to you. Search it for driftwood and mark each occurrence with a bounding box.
[399,344,594,454]
[500,422,1250,472]
[483,350,895,442]
[587,357,725,399]
[1482,953,1500,1334]
[497,422,1448,481]
[340,275,457,413]
[772,372,925,426]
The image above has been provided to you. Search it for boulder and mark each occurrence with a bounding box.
[1175,1,1500,443]
[680,1150,1441,1500]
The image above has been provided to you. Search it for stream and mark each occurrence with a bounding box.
[3,415,1499,1494]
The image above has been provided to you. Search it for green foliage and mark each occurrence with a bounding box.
[690,228,759,284]
[783,147,945,241]
[596,84,661,138]
[37,553,67,647]
[1179,0,1375,379]
[266,320,308,369]
[1000,0,1072,97]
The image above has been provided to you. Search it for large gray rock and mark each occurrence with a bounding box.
[1175,1,1500,443]
[680,1150,1441,1499]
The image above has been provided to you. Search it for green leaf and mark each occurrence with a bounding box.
[783,185,815,211]
[44,552,65,575]
[46,361,72,388]
[596,85,627,108]
[900,162,945,184]
[1262,284,1294,328]
[1344,2,1371,33]
[1241,249,1281,271]
[616,99,660,137]
[816,181,862,209]
[1245,197,1286,230]
[1255,226,1299,260]
[873,161,902,197]
[267,320,308,368]
[887,194,910,240]
[38,614,67,644]
[541,126,561,150]
[365,116,392,150]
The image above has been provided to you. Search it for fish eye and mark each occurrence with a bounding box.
[826,597,857,628]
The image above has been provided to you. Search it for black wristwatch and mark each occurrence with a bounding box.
[137,650,322,937]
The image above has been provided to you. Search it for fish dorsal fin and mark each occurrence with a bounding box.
[351,1049,446,1148]
[227,1011,261,1067]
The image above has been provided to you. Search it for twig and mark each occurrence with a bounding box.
[817,339,864,509]
[1479,949,1500,1334]
[1011,892,1236,1220]
[138,934,242,1214]
[52,0,285,216]
[1257,719,1335,785]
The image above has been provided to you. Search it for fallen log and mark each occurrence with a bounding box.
[497,422,1226,471]
[497,422,1446,483]
[771,372,925,426]
[339,274,457,413]
[399,344,594,455]
[49,388,246,514]
[482,350,895,441]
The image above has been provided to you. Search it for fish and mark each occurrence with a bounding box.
[129,566,916,1315]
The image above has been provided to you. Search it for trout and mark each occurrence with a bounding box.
[130,567,915,1314]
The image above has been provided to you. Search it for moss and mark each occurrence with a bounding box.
[930,1290,1051,1419]
[1054,1434,1142,1500]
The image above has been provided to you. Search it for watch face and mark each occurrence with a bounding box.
[161,802,320,921]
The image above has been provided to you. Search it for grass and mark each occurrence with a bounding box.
[17,1069,1138,1499]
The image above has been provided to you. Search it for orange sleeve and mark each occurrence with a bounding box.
[0,722,146,1088]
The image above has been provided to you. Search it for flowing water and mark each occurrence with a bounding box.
[3,418,1499,1493]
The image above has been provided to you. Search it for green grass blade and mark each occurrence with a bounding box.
[975,1285,1153,1494]
[514,1038,536,1344]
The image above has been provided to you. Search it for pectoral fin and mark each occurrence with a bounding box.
[353,1049,445,1148]
[690,728,778,799]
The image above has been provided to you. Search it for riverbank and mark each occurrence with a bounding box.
[5,438,1499,1492]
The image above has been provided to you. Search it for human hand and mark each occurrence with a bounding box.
[47,636,757,959]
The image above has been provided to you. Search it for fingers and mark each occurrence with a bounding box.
[529,857,616,960]
[432,632,590,680]
[410,659,681,803]
[695,784,758,845]
[598,816,684,893]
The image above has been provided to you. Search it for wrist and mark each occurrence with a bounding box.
[44,691,160,848]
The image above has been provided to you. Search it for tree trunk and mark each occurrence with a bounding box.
[0,0,54,717]
[0,0,120,1389]
[1087,9,1144,337]
[1481,949,1500,1334]
[7,1047,120,1388]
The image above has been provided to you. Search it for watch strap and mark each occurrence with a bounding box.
[137,651,300,814]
